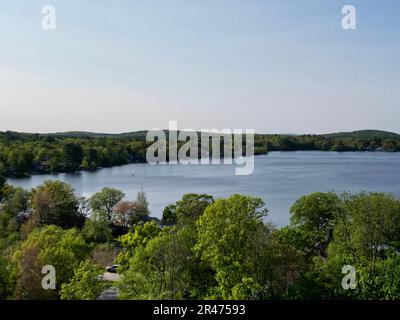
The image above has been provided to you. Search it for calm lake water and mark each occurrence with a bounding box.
[7,151,400,226]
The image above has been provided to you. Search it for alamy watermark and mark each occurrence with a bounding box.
[341,5,356,30]
[341,265,356,290]
[41,5,56,30]
[41,265,56,290]
[146,121,254,176]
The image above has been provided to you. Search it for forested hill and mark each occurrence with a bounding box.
[0,129,399,177]
[1,129,397,140]
[41,129,400,139]
[45,131,149,139]
[322,129,400,139]
[0,130,149,140]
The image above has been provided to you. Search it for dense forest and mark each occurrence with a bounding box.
[1,168,400,300]
[0,129,399,177]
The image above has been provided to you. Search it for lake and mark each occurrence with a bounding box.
[7,151,400,226]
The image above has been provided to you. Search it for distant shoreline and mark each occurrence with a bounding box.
[2,129,400,178]
[6,149,399,180]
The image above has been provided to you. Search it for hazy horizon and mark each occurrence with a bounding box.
[2,128,399,136]
[1,1,399,134]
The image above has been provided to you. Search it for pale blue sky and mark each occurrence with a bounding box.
[0,0,399,133]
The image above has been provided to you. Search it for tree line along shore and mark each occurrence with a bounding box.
[1,129,399,177]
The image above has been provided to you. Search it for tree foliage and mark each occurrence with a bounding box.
[11,225,90,299]
[1,185,400,300]
[89,187,125,220]
[60,260,108,300]
[30,180,85,228]
[83,211,112,243]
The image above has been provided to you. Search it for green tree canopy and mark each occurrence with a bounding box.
[135,190,150,216]
[0,163,6,201]
[291,192,400,300]
[289,192,342,252]
[116,221,162,269]
[83,211,112,244]
[89,187,125,220]
[161,194,214,226]
[30,180,85,228]
[0,253,12,299]
[60,260,108,300]
[11,225,90,299]
[194,194,269,299]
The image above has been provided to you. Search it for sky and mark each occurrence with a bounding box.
[0,0,399,134]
